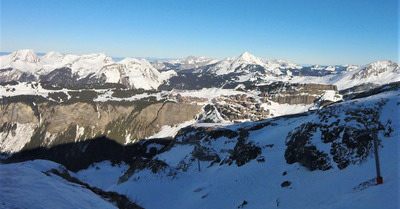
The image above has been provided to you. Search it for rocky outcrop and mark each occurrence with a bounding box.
[0,98,202,153]
[284,99,391,171]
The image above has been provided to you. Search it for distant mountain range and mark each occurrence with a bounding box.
[1,49,399,91]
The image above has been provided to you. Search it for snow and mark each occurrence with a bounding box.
[0,81,167,103]
[1,50,399,208]
[156,144,194,168]
[318,90,342,102]
[75,125,85,142]
[0,123,36,153]
[105,130,398,209]
[0,160,117,209]
[93,90,163,102]
[159,69,177,81]
[0,49,169,90]
[1,50,398,91]
[205,52,289,76]
[0,85,398,208]
[152,56,218,71]
[0,81,88,101]
[73,161,129,190]
[118,58,162,89]
[201,58,234,74]
[0,49,40,73]
[261,101,313,117]
[148,119,197,139]
[172,88,251,100]
[70,87,399,209]
[279,60,400,90]
[70,53,114,78]
[98,63,122,83]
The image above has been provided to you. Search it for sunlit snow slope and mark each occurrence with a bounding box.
[72,87,399,209]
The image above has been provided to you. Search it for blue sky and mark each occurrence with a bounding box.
[1,0,398,65]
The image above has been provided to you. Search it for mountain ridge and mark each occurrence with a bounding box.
[1,50,399,91]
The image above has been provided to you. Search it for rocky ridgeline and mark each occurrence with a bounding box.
[254,82,338,104]
[0,97,202,153]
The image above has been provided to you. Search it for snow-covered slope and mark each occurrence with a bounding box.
[332,60,400,89]
[275,60,399,90]
[113,58,174,89]
[0,160,118,209]
[70,86,399,209]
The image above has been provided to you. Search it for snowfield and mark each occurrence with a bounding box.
[0,160,118,209]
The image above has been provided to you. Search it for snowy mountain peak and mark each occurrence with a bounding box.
[229,52,284,75]
[238,51,254,59]
[119,57,142,65]
[351,60,399,80]
[202,52,286,76]
[368,60,398,69]
[10,49,39,63]
[235,51,261,64]
[0,50,170,90]
[41,51,64,61]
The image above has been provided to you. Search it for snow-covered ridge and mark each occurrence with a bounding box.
[274,60,399,90]
[328,60,399,89]
[1,50,398,90]
[151,56,219,71]
[201,51,301,76]
[351,60,398,80]
[0,49,175,90]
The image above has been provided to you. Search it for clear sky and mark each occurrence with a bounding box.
[1,0,398,65]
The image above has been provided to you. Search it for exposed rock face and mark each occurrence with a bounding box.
[257,82,340,105]
[173,123,266,168]
[284,99,391,171]
[339,83,379,96]
[0,99,202,153]
[0,68,36,83]
[1,102,39,124]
